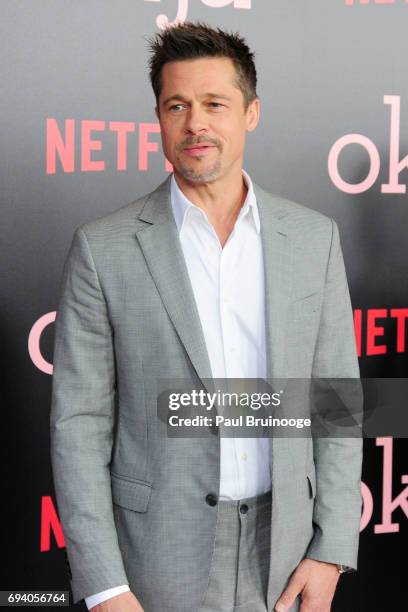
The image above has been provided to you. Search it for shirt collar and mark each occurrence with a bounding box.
[170,169,261,235]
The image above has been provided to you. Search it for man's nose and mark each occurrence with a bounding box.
[184,104,208,134]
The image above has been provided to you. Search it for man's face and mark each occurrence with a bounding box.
[155,56,259,184]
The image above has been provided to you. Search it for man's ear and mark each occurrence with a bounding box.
[246,97,260,133]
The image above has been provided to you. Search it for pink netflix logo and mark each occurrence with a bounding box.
[46,119,172,174]
[328,96,408,194]
[354,308,408,357]
[144,0,251,29]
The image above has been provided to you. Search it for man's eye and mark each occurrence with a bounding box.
[170,104,185,111]
[208,102,224,108]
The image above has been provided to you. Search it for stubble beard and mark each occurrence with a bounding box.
[175,149,222,184]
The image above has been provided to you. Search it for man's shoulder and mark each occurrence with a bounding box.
[76,175,170,241]
[76,189,153,242]
[254,183,335,244]
[256,184,333,228]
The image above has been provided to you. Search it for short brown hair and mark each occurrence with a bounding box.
[146,21,258,111]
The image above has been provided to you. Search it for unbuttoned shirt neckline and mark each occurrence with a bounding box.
[170,169,261,239]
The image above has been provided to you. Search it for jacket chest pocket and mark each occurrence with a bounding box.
[291,292,321,321]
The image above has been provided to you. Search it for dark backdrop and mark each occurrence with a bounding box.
[2,1,407,610]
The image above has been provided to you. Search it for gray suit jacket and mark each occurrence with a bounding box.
[50,174,363,612]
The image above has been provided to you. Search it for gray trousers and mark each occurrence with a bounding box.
[199,490,272,612]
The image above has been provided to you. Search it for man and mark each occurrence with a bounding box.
[50,21,363,612]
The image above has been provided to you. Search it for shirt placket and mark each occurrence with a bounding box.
[219,220,249,499]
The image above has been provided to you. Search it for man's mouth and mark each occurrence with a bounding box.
[182,144,217,156]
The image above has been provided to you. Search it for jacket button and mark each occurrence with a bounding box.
[240,504,249,514]
[206,493,218,506]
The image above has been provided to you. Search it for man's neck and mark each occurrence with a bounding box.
[173,167,248,248]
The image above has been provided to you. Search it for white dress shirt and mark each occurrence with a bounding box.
[85,169,271,609]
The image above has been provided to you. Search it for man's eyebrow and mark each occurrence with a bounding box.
[161,94,187,106]
[204,93,232,101]
[161,93,232,106]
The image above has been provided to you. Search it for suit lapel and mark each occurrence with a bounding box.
[135,175,214,390]
[254,182,292,388]
[253,183,295,488]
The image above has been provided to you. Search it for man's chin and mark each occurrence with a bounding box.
[175,162,222,184]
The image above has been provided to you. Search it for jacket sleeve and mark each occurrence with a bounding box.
[50,226,129,603]
[305,218,364,570]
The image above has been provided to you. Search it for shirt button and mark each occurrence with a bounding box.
[229,347,237,353]
[241,453,247,461]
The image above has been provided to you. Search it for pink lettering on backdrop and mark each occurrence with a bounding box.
[144,0,251,29]
[360,438,408,533]
[109,121,135,171]
[46,119,171,173]
[139,123,173,171]
[40,496,65,552]
[155,0,188,29]
[28,311,56,375]
[375,438,408,533]
[81,120,105,172]
[390,308,408,352]
[46,118,75,174]
[328,95,408,193]
[353,308,408,356]
[382,95,408,193]
[366,309,387,355]
[328,134,380,194]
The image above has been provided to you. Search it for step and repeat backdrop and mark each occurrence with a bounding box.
[2,1,407,610]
